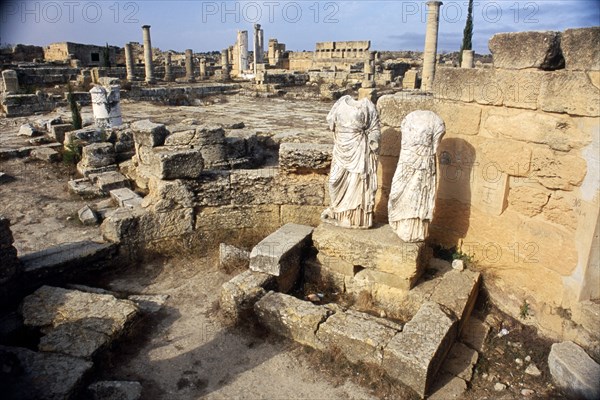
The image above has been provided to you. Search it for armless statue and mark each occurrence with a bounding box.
[388,110,445,242]
[321,95,381,229]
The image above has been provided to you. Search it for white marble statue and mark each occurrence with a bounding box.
[321,95,381,229]
[388,110,445,242]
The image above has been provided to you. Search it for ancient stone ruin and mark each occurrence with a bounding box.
[0,6,599,400]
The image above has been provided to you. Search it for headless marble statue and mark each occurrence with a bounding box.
[388,110,445,242]
[321,95,381,229]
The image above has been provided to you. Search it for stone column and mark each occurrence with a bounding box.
[363,51,376,86]
[142,25,155,84]
[164,52,173,82]
[199,58,207,79]
[221,49,230,81]
[185,49,195,82]
[124,43,135,81]
[237,30,248,74]
[461,49,475,68]
[258,27,264,63]
[1,70,19,93]
[253,24,261,75]
[90,85,122,129]
[421,1,442,91]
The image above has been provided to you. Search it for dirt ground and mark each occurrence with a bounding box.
[0,96,567,399]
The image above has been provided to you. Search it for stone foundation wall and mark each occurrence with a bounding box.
[376,27,599,350]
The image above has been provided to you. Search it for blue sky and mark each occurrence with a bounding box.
[1,1,599,54]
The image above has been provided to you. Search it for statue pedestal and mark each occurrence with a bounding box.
[311,223,430,292]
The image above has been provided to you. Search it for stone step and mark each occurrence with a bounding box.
[89,171,130,193]
[109,188,143,208]
[20,241,117,284]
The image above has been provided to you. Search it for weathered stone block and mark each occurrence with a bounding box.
[78,205,98,226]
[88,381,142,400]
[434,102,482,135]
[254,292,331,348]
[49,123,73,144]
[131,120,168,147]
[145,179,195,212]
[382,302,458,398]
[89,171,130,193]
[0,345,93,400]
[539,71,600,116]
[219,243,250,270]
[316,310,399,366]
[489,31,564,70]
[195,205,280,231]
[548,341,600,400]
[189,171,231,206]
[80,142,115,168]
[229,168,277,205]
[561,27,600,71]
[64,126,105,148]
[430,270,481,334]
[280,205,323,227]
[68,178,104,198]
[149,147,204,180]
[279,143,332,174]
[313,223,428,290]
[531,147,587,190]
[441,342,478,382]
[377,93,434,127]
[110,188,143,208]
[18,123,37,137]
[101,206,146,243]
[31,147,60,163]
[39,322,110,359]
[220,270,276,322]
[249,223,314,277]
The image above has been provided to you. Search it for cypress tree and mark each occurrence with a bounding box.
[459,0,474,65]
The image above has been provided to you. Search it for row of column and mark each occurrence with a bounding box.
[125,25,224,83]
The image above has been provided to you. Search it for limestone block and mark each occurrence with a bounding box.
[254,291,331,349]
[482,107,590,152]
[219,243,250,270]
[39,323,110,359]
[429,269,481,333]
[434,102,482,136]
[49,123,74,144]
[146,179,194,212]
[471,161,509,216]
[230,168,277,205]
[279,143,332,174]
[543,191,578,231]
[220,270,275,322]
[495,69,543,110]
[131,120,168,147]
[531,147,587,190]
[109,188,143,208]
[138,208,194,241]
[249,223,314,278]
[376,93,434,127]
[428,373,468,400]
[459,317,490,353]
[380,126,401,157]
[433,69,500,105]
[507,184,550,217]
[68,178,104,198]
[548,341,600,400]
[280,205,323,227]
[315,253,356,276]
[0,345,92,400]
[195,205,280,231]
[148,147,204,180]
[64,126,105,148]
[316,310,399,366]
[274,174,327,206]
[164,129,195,146]
[312,223,428,290]
[489,31,563,70]
[382,302,458,398]
[191,125,226,146]
[561,27,600,71]
[101,207,146,243]
[478,138,532,176]
[18,123,37,137]
[89,171,130,193]
[88,381,142,400]
[188,171,231,206]
[80,142,115,168]
[2,69,19,93]
[441,342,478,382]
[539,71,600,117]
[78,205,98,226]
[127,294,169,314]
[31,147,60,163]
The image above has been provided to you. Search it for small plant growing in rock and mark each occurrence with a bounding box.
[520,300,530,319]
[452,240,475,267]
[62,140,81,165]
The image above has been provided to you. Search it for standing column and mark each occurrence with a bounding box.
[164,52,173,82]
[237,30,248,73]
[461,49,475,68]
[253,24,261,75]
[421,1,443,91]
[142,25,155,84]
[221,49,230,81]
[124,43,135,81]
[363,51,376,87]
[185,49,195,82]
[199,58,207,80]
[258,27,264,63]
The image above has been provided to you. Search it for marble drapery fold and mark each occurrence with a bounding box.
[321,95,381,229]
[388,110,445,242]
